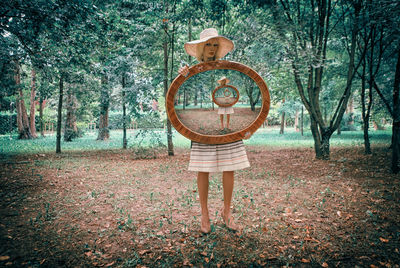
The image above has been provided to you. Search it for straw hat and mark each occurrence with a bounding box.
[184,28,234,61]
[217,76,230,85]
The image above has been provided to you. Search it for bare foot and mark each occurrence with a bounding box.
[200,214,211,233]
[221,209,240,231]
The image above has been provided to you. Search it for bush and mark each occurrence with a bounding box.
[108,111,132,130]
[0,113,17,134]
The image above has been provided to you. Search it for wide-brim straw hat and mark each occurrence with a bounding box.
[184,28,234,61]
[217,76,230,85]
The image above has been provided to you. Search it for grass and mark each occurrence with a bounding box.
[0,127,392,155]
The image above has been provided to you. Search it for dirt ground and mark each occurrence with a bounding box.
[176,107,260,135]
[0,146,399,267]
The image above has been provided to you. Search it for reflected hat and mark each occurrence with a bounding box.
[184,28,234,61]
[217,76,230,85]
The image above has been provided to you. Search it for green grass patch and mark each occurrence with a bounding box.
[0,128,391,155]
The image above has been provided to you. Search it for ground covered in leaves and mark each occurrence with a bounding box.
[176,107,260,135]
[0,146,399,267]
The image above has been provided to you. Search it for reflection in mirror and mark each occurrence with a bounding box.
[174,69,262,135]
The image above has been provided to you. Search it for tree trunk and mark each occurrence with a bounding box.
[346,94,354,130]
[122,74,127,149]
[163,17,174,156]
[294,109,299,132]
[392,49,400,174]
[188,19,197,107]
[14,61,32,140]
[56,73,64,154]
[29,68,37,138]
[64,86,78,142]
[301,106,304,136]
[39,96,45,137]
[97,74,110,140]
[279,111,285,134]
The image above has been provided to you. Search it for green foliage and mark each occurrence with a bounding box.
[0,112,17,135]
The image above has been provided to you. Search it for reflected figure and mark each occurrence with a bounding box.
[216,77,234,130]
[179,28,252,234]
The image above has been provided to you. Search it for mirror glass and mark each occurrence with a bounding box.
[174,69,262,135]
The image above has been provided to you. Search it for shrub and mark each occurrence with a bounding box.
[0,113,17,134]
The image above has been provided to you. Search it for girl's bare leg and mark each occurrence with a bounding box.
[197,172,211,233]
[226,114,230,129]
[222,171,239,230]
[220,114,224,129]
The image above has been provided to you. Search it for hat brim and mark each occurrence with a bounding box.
[184,36,234,61]
[217,77,230,84]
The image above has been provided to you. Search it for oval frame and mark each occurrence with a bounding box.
[166,60,270,144]
[212,85,240,107]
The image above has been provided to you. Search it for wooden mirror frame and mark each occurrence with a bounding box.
[212,85,240,107]
[166,60,270,144]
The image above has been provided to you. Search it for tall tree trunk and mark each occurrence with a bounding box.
[39,96,45,137]
[163,17,174,156]
[122,74,127,149]
[14,60,32,140]
[188,18,197,107]
[56,73,64,154]
[280,111,285,134]
[361,62,372,154]
[97,74,110,140]
[392,49,400,174]
[294,109,299,132]
[29,68,37,138]
[301,106,304,136]
[346,94,354,130]
[280,99,285,134]
[64,86,78,142]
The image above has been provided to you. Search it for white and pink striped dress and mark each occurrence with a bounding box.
[188,140,250,172]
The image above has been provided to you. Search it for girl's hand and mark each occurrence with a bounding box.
[178,65,189,77]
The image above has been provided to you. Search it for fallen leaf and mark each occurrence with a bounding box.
[0,256,10,261]
[200,251,207,256]
[370,265,378,268]
[322,262,328,267]
[336,211,342,217]
[106,261,116,267]
[301,258,310,263]
[204,257,209,263]
[379,237,389,243]
[139,249,150,255]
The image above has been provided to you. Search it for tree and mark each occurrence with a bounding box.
[29,68,37,138]
[14,60,33,139]
[263,0,364,159]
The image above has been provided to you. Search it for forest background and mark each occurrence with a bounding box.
[1,0,399,171]
[1,1,400,267]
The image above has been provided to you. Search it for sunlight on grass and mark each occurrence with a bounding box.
[0,128,391,154]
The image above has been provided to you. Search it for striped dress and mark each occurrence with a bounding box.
[188,140,250,172]
[218,106,234,115]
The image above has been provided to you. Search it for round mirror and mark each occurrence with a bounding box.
[212,85,240,107]
[166,60,270,144]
